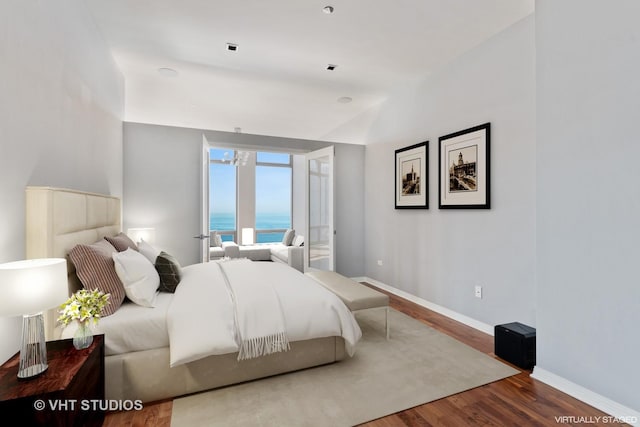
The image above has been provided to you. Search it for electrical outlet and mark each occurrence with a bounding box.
[474,285,483,299]
[377,260,383,266]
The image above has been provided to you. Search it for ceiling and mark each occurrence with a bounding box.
[85,0,534,145]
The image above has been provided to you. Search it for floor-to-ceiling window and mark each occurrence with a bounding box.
[209,148,237,242]
[255,152,292,243]
[209,148,292,244]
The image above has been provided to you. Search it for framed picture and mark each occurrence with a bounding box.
[438,123,490,209]
[395,141,428,209]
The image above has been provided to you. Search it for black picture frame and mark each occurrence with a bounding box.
[395,141,428,209]
[438,123,490,209]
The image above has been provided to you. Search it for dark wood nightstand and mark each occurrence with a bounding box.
[0,335,105,427]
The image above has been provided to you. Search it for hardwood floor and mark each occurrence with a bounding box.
[103,283,621,427]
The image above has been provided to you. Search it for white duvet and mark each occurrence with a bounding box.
[167,259,362,367]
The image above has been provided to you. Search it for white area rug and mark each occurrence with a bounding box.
[171,308,518,426]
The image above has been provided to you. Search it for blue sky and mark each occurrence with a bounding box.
[209,149,291,216]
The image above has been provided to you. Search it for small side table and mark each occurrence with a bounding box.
[0,335,105,427]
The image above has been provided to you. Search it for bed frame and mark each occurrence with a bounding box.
[25,186,345,402]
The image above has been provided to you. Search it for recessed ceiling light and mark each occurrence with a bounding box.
[157,67,178,77]
[323,6,334,14]
[337,96,352,104]
[327,64,337,71]
[226,43,238,52]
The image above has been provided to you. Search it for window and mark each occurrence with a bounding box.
[255,152,292,243]
[209,148,236,242]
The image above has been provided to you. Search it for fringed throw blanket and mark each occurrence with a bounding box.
[219,259,291,360]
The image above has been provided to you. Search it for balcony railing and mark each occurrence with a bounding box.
[255,229,287,244]
[210,229,287,245]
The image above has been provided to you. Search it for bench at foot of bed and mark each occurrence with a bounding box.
[305,270,390,339]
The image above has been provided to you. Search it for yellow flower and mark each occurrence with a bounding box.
[57,289,110,326]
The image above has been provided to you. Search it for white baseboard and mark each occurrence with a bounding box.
[531,367,639,426]
[351,276,494,336]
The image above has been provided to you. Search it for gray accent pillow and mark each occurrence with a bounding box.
[155,251,183,293]
[282,229,295,246]
[105,232,138,252]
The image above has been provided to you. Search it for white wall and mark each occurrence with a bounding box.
[0,1,124,363]
[535,0,640,412]
[335,144,365,277]
[363,15,536,328]
[124,124,203,265]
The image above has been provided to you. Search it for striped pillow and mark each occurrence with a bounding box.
[69,241,126,316]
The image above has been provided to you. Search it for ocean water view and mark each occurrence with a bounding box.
[210,212,291,243]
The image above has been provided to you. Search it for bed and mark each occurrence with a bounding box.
[25,186,361,403]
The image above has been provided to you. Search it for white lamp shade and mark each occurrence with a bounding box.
[242,228,254,245]
[0,258,68,317]
[127,227,156,244]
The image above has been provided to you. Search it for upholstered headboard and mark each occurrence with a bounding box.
[25,186,121,340]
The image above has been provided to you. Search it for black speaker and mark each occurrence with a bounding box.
[494,322,536,369]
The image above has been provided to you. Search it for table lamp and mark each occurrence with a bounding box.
[0,258,68,379]
[242,228,254,245]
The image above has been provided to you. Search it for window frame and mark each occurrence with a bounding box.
[209,149,238,243]
[255,152,293,244]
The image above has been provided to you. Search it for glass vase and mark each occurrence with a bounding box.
[73,320,93,350]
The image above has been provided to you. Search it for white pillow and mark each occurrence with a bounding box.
[292,235,304,247]
[112,248,160,307]
[210,231,223,247]
[138,239,161,264]
[282,229,295,246]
